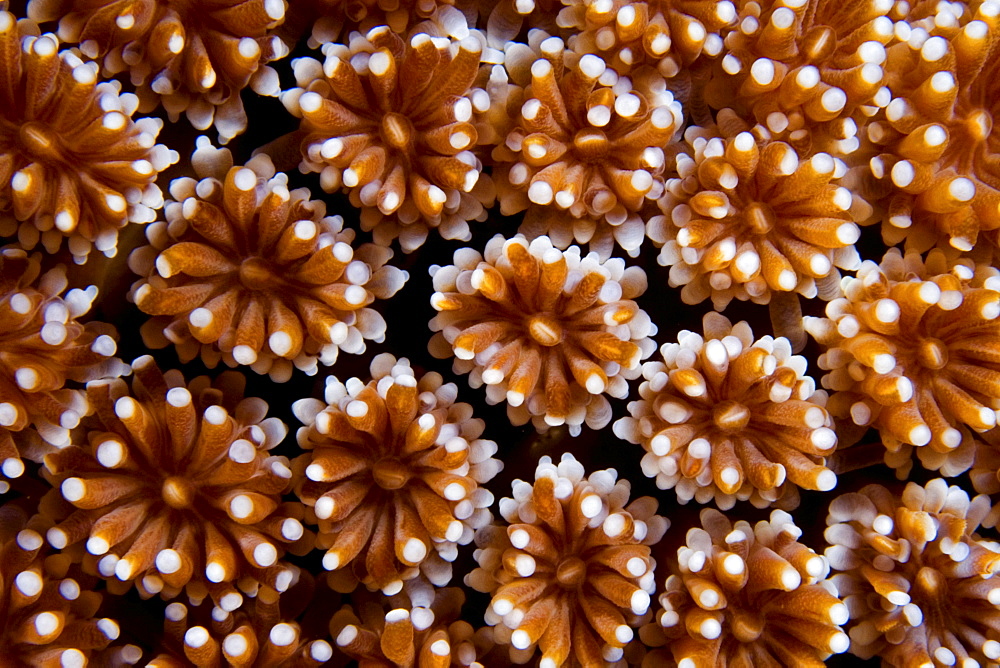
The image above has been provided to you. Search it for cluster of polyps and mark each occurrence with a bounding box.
[704,0,894,150]
[27,0,289,142]
[284,26,494,252]
[825,479,1000,667]
[805,248,1000,477]
[293,354,501,595]
[429,234,656,435]
[0,249,126,491]
[466,453,668,667]
[43,357,306,609]
[0,14,177,262]
[615,312,837,510]
[130,138,407,382]
[642,508,848,667]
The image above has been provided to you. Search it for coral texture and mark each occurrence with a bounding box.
[293,354,502,594]
[466,453,668,667]
[27,0,289,142]
[647,124,865,309]
[0,506,139,666]
[429,234,656,434]
[867,0,1000,252]
[283,26,493,252]
[825,479,1000,667]
[129,138,407,381]
[0,13,176,261]
[560,0,736,77]
[331,585,490,667]
[614,312,837,510]
[805,248,1000,477]
[704,0,893,147]
[42,356,306,608]
[0,248,125,490]
[147,585,334,667]
[643,507,849,667]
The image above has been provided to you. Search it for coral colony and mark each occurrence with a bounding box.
[3,0,1000,666]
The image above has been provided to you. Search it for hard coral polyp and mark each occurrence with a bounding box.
[643,508,848,667]
[615,312,837,510]
[28,0,290,142]
[147,588,334,667]
[43,356,306,609]
[466,453,667,667]
[648,124,865,309]
[284,26,493,252]
[705,0,893,148]
[332,585,490,667]
[129,138,408,382]
[429,234,656,435]
[0,13,176,262]
[0,248,125,491]
[869,0,1000,253]
[293,354,501,594]
[494,42,682,256]
[0,507,137,666]
[561,0,737,77]
[826,480,1000,667]
[805,248,1000,477]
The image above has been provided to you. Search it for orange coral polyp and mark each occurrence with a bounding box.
[495,50,681,220]
[0,248,125,488]
[615,312,837,509]
[648,125,865,308]
[643,508,848,667]
[283,26,492,251]
[0,511,131,665]
[869,1,1000,252]
[129,138,407,381]
[27,0,289,142]
[825,480,1000,667]
[561,0,737,77]
[42,356,304,608]
[429,234,656,434]
[806,248,1000,477]
[705,0,893,137]
[0,14,177,261]
[293,354,501,594]
[466,453,667,667]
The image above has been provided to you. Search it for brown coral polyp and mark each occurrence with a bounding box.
[615,312,837,509]
[826,479,1000,667]
[27,0,290,142]
[43,356,305,608]
[293,354,501,594]
[0,248,125,489]
[429,233,656,434]
[129,138,408,381]
[805,248,1000,476]
[644,508,848,667]
[467,453,667,667]
[283,26,492,251]
[868,1,1000,252]
[0,13,176,261]
[648,125,865,308]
